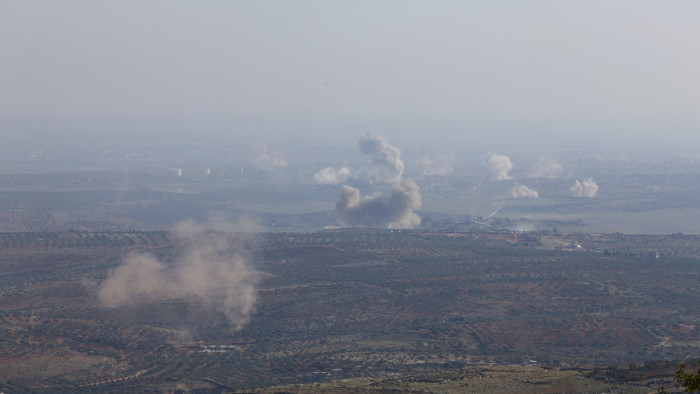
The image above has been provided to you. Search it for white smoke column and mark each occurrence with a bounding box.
[510,184,539,198]
[531,158,563,178]
[336,179,421,229]
[312,164,350,185]
[415,153,457,176]
[359,132,404,183]
[250,143,288,171]
[98,221,258,330]
[487,154,513,180]
[570,178,598,197]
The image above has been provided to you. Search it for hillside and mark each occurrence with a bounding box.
[0,229,697,391]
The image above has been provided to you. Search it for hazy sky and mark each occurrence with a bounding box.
[1,1,699,147]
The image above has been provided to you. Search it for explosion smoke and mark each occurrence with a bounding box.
[98,221,258,330]
[312,164,350,185]
[531,158,563,178]
[487,154,513,180]
[359,132,404,183]
[250,143,288,171]
[415,153,457,176]
[511,184,539,198]
[570,178,598,197]
[336,179,421,229]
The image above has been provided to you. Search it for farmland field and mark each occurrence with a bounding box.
[0,229,697,391]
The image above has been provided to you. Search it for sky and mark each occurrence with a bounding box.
[1,1,699,148]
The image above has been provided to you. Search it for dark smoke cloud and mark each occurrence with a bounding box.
[98,221,258,330]
[359,132,404,183]
[336,179,421,229]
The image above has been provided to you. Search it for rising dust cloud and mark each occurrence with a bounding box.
[98,221,258,330]
[511,184,539,199]
[570,178,598,198]
[313,164,350,185]
[487,154,513,181]
[251,142,288,171]
[359,132,404,183]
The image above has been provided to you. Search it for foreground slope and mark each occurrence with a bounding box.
[248,363,687,393]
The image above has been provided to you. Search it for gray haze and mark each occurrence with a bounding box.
[250,143,288,172]
[2,1,699,148]
[415,153,457,176]
[531,159,563,179]
[2,1,700,236]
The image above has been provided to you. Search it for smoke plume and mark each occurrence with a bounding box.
[510,184,539,198]
[359,132,404,183]
[336,179,421,229]
[570,178,598,197]
[415,153,457,176]
[312,164,350,185]
[487,154,513,180]
[531,158,563,178]
[250,143,288,171]
[98,221,258,330]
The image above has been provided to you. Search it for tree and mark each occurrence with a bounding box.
[676,363,700,392]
